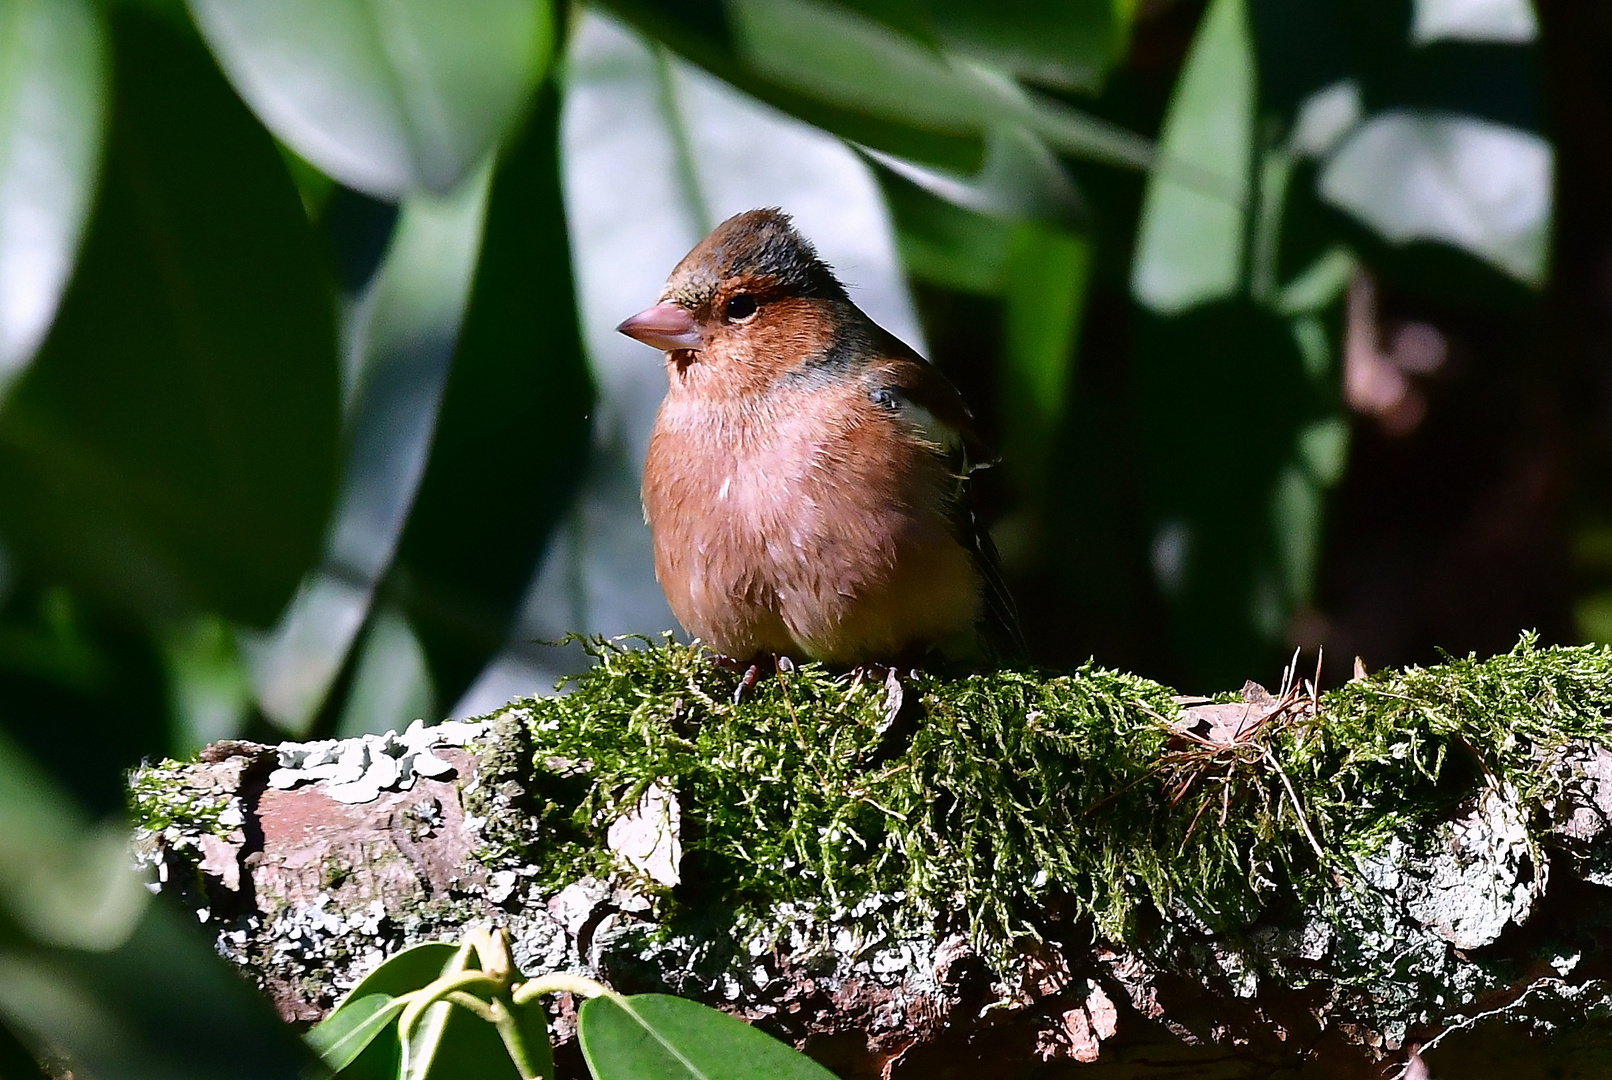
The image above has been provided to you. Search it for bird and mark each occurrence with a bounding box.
[617,208,1021,671]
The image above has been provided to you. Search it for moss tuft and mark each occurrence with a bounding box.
[493,633,1612,960]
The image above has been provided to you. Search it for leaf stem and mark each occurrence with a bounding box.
[510,972,618,1007]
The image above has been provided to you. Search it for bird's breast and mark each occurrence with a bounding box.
[642,381,976,661]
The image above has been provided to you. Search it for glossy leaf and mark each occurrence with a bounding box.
[389,76,594,711]
[1130,0,1254,314]
[308,992,408,1073]
[0,10,340,627]
[188,0,552,197]
[0,0,106,385]
[325,941,459,1080]
[579,993,837,1080]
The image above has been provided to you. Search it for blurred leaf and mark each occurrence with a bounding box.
[0,899,313,1080]
[388,78,593,710]
[242,161,491,734]
[1318,111,1551,286]
[1000,223,1090,488]
[334,605,433,737]
[1411,0,1536,45]
[0,0,106,385]
[0,732,310,1080]
[0,10,340,627]
[188,0,552,197]
[1130,0,1253,314]
[869,124,1087,231]
[161,615,252,753]
[599,0,1152,173]
[0,732,147,951]
[1132,301,1323,686]
[878,164,1016,292]
[0,582,169,811]
[922,0,1131,92]
[0,1016,50,1080]
[732,0,1151,167]
[579,993,837,1080]
[599,0,983,169]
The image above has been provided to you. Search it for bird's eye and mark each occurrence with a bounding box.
[724,294,758,322]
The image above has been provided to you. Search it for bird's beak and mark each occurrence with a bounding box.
[617,303,704,351]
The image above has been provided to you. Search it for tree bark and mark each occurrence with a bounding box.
[130,662,1612,1080]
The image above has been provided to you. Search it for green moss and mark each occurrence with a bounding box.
[496,633,1612,962]
[128,760,232,839]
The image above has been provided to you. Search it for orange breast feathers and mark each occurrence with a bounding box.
[641,376,982,665]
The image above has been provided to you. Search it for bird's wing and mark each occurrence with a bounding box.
[870,331,1027,662]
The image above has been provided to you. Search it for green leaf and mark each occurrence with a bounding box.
[1130,0,1254,314]
[0,0,106,385]
[0,9,340,628]
[188,0,552,197]
[307,992,409,1073]
[922,0,1130,92]
[327,941,459,1080]
[1131,300,1329,686]
[599,0,1151,173]
[579,993,838,1080]
[389,78,593,709]
[1000,222,1090,489]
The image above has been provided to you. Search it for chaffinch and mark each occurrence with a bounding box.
[618,208,1020,668]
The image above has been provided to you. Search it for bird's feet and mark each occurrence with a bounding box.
[710,652,789,704]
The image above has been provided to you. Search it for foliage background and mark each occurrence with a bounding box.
[0,0,1602,1075]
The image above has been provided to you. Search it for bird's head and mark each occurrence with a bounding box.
[617,209,850,395]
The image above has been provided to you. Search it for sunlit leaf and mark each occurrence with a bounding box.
[0,0,106,386]
[1318,111,1552,286]
[1131,0,1253,314]
[188,0,552,197]
[0,9,339,628]
[329,941,459,1080]
[389,80,594,712]
[579,993,837,1080]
